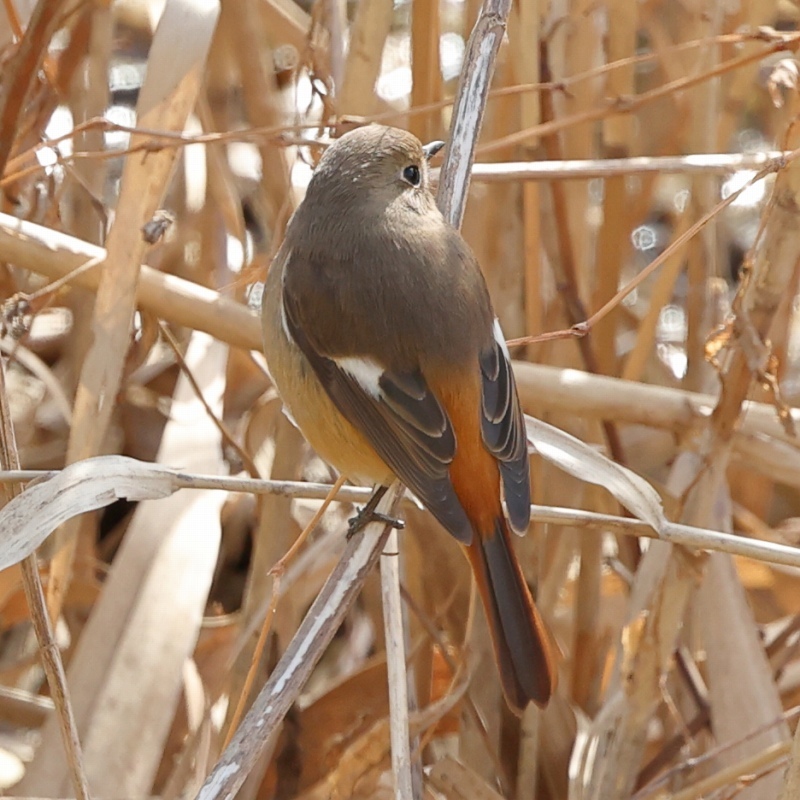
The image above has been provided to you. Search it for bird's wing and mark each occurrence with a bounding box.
[479,324,531,535]
[282,285,474,544]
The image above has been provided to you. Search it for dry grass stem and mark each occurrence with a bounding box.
[0,357,90,800]
[195,486,405,800]
[221,473,346,746]
[0,212,261,350]
[4,0,800,796]
[437,0,511,227]
[461,150,789,181]
[380,526,417,800]
[4,454,800,593]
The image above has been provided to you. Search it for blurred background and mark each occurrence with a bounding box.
[1,0,800,798]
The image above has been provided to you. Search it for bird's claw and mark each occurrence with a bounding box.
[347,506,405,539]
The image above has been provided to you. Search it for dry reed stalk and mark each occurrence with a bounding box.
[57,10,112,598]
[1,0,24,38]
[322,0,345,92]
[194,88,249,244]
[56,5,113,638]
[556,0,598,323]
[683,10,725,395]
[573,483,619,714]
[0,360,90,800]
[464,151,790,179]
[717,0,780,152]
[410,0,441,142]
[47,0,220,628]
[0,213,261,349]
[592,0,636,380]
[194,485,404,800]
[337,0,393,116]
[63,3,111,246]
[380,526,418,800]
[508,0,543,367]
[516,701,542,800]
[225,0,293,230]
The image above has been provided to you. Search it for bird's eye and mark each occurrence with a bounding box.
[402,164,421,186]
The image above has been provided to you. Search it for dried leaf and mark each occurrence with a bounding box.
[525,415,665,531]
[0,455,178,571]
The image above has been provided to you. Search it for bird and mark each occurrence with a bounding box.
[261,124,556,713]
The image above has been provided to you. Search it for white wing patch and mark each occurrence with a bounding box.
[279,298,294,343]
[335,356,385,398]
[493,318,511,360]
[278,257,295,344]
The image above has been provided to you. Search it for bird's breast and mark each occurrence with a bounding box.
[261,261,395,486]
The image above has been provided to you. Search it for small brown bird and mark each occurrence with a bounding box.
[262,124,556,712]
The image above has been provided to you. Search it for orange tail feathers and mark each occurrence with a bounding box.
[466,519,557,713]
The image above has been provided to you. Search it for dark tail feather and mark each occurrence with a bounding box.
[467,519,556,713]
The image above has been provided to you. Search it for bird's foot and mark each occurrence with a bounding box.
[346,486,405,539]
[346,509,405,538]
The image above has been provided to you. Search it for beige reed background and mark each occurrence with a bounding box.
[1,0,800,799]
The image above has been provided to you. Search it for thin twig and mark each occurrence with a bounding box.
[2,31,786,190]
[0,144,787,360]
[655,741,789,800]
[476,31,800,156]
[635,706,800,800]
[0,0,70,179]
[159,322,259,478]
[0,357,91,800]
[193,484,405,800]
[5,457,800,569]
[221,473,347,747]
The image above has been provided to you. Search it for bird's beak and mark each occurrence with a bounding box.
[423,140,446,160]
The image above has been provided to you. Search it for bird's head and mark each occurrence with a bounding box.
[307,125,445,213]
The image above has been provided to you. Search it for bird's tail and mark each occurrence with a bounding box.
[466,519,556,713]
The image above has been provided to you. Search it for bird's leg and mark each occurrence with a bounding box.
[347,485,405,539]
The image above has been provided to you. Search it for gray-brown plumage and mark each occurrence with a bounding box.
[262,124,556,712]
